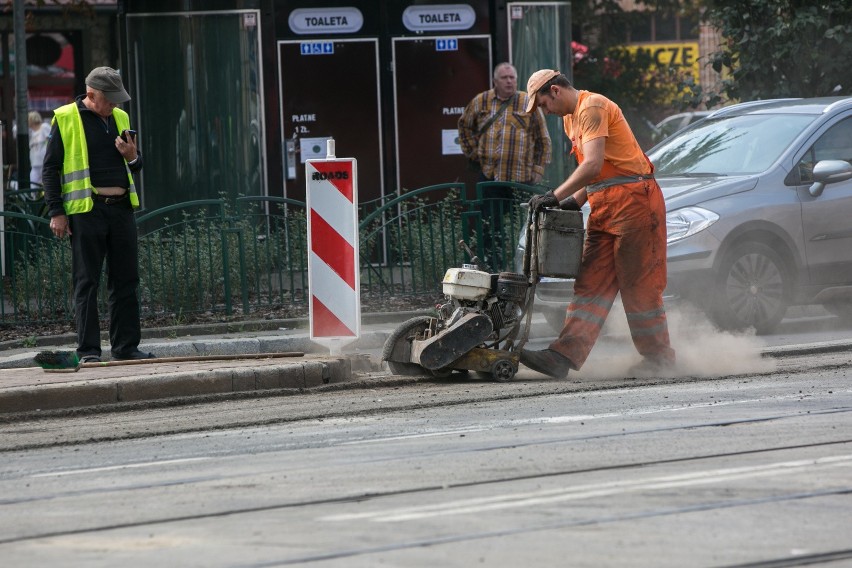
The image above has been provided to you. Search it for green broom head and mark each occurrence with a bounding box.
[33,350,80,369]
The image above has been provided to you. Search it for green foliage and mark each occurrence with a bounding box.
[138,209,226,315]
[1,190,510,327]
[2,200,310,326]
[385,189,468,293]
[9,236,73,319]
[233,199,308,309]
[570,0,680,52]
[571,1,852,115]
[697,0,852,103]
[573,46,697,148]
[556,0,700,148]
[137,202,308,317]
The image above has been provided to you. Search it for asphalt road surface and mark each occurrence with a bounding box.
[1,322,850,567]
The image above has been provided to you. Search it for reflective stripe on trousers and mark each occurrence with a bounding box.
[549,178,675,369]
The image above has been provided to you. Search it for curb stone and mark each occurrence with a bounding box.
[0,357,358,415]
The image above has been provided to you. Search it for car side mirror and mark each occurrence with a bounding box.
[808,159,852,197]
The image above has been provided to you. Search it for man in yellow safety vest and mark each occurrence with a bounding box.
[42,66,154,363]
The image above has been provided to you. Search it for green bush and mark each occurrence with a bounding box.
[8,235,73,320]
[386,189,468,293]
[1,189,515,326]
[137,202,309,317]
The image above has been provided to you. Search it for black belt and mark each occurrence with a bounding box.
[92,192,128,205]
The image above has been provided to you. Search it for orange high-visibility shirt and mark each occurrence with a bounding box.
[563,91,651,179]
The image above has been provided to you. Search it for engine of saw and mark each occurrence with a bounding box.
[381,258,533,382]
[438,265,529,341]
[381,207,584,382]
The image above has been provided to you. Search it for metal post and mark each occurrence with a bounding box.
[0,118,4,276]
[13,0,31,190]
[223,226,250,315]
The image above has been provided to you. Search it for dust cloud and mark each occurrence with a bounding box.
[574,302,777,380]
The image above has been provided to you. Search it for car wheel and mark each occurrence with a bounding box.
[710,242,790,334]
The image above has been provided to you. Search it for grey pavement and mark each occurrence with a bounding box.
[1,308,850,417]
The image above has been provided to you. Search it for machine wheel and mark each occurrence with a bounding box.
[490,359,517,382]
[382,316,433,376]
[709,242,790,334]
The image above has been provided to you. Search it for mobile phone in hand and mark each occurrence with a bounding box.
[121,129,137,142]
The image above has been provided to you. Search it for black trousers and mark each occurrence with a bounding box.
[69,199,141,358]
[477,173,521,270]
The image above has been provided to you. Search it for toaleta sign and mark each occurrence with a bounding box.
[288,7,364,35]
[402,4,476,32]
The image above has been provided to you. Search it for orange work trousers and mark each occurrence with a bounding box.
[550,177,675,369]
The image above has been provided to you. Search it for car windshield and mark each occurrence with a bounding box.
[649,113,819,176]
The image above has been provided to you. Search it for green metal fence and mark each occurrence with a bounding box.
[0,210,70,324]
[0,182,544,327]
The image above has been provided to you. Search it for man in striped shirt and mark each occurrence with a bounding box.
[458,62,552,267]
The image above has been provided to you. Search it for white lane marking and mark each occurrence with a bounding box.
[342,426,492,444]
[31,457,212,478]
[321,455,852,522]
[339,407,691,445]
[340,393,841,445]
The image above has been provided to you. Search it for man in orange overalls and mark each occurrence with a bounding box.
[521,70,675,379]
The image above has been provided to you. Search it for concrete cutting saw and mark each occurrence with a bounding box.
[381,207,584,382]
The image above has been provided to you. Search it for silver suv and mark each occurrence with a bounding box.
[655,96,852,333]
[518,96,852,335]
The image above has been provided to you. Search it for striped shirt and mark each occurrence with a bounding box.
[458,90,552,183]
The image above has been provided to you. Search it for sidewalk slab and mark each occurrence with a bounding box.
[0,355,362,415]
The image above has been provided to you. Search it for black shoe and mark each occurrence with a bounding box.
[80,355,101,364]
[520,349,572,379]
[112,350,156,361]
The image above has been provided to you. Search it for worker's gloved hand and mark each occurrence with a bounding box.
[559,196,582,211]
[528,190,559,212]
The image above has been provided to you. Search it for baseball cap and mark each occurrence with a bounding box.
[85,67,131,104]
[525,69,560,112]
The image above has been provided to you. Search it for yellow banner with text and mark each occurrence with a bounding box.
[625,42,701,82]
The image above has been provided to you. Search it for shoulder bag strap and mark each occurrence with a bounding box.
[476,94,515,136]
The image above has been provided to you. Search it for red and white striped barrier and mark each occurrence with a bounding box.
[306,140,360,353]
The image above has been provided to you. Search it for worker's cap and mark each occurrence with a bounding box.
[85,67,131,104]
[525,69,561,113]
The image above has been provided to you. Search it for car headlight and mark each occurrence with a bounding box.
[666,206,719,244]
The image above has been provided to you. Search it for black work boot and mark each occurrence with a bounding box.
[112,350,156,361]
[520,349,573,379]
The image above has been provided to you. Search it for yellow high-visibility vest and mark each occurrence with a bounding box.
[52,102,139,214]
